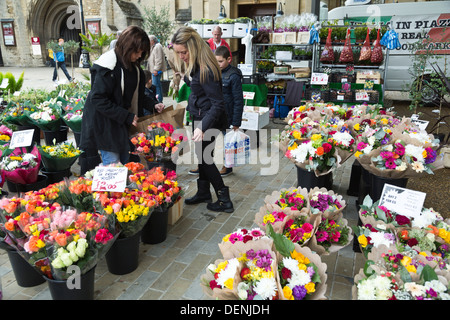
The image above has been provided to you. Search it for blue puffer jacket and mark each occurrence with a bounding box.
[54,48,65,62]
[221,65,244,128]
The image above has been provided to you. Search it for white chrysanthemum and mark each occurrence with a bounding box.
[22,153,36,162]
[253,277,277,300]
[373,274,392,291]
[289,269,311,287]
[412,208,438,228]
[282,257,301,275]
[405,144,425,162]
[6,160,19,170]
[376,288,393,300]
[290,141,314,163]
[424,280,447,294]
[216,258,239,288]
[332,131,353,147]
[369,231,395,248]
[357,280,376,300]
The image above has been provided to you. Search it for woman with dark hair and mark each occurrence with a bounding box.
[171,26,234,213]
[80,25,157,171]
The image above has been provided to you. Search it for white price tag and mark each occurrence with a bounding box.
[411,118,429,131]
[379,184,426,219]
[9,130,34,149]
[310,73,328,85]
[243,91,255,100]
[355,91,369,101]
[92,167,128,192]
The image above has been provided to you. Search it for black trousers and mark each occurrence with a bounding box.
[193,124,225,192]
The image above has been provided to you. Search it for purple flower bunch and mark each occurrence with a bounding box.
[309,193,342,213]
[246,249,273,272]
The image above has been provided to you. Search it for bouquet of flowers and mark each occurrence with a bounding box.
[353,223,397,258]
[95,188,156,238]
[254,203,293,233]
[27,99,62,132]
[0,146,41,185]
[358,195,412,229]
[282,214,321,247]
[308,187,346,219]
[2,101,38,127]
[219,227,267,256]
[0,125,12,145]
[264,187,310,214]
[308,216,352,255]
[130,132,155,162]
[38,141,82,172]
[202,257,244,300]
[62,108,83,133]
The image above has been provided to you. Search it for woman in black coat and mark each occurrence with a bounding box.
[171,26,234,213]
[80,26,156,172]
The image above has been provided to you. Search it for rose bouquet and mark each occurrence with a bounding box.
[27,99,62,132]
[0,146,41,185]
[38,141,82,172]
[95,188,156,238]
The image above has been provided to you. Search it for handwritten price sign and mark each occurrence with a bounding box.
[92,167,128,192]
[310,73,328,85]
[10,129,34,149]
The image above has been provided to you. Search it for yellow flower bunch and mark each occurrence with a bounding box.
[0,134,11,141]
[114,201,150,223]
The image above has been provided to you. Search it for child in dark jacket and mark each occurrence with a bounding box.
[214,45,244,176]
[143,70,164,115]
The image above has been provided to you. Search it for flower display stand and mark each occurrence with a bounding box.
[105,231,141,275]
[296,166,333,191]
[41,168,71,184]
[6,174,48,193]
[370,174,408,202]
[141,206,169,244]
[6,248,45,287]
[43,126,68,145]
[45,265,96,300]
[146,160,176,174]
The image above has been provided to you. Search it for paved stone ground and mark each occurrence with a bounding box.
[0,66,365,300]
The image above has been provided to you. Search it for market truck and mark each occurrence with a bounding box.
[326,1,450,104]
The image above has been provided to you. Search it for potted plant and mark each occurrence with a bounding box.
[188,19,204,37]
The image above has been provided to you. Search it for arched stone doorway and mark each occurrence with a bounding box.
[28,0,82,66]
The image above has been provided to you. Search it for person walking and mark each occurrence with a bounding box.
[79,25,154,169]
[207,26,232,57]
[171,26,234,213]
[147,35,167,103]
[215,45,244,177]
[52,37,73,84]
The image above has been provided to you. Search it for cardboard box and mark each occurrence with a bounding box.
[189,24,203,37]
[203,24,217,39]
[168,197,184,225]
[219,24,233,38]
[271,33,284,44]
[283,32,297,44]
[233,23,247,37]
[289,67,311,74]
[240,106,270,131]
[297,32,310,44]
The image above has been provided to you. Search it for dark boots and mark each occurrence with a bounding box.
[207,186,234,213]
[185,179,212,205]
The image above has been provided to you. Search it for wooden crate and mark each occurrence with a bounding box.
[168,197,184,225]
[356,71,381,84]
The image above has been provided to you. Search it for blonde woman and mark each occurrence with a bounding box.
[171,26,233,213]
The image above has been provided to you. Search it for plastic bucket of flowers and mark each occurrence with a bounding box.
[38,141,81,184]
[6,248,46,287]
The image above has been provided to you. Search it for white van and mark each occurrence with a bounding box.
[326,1,450,103]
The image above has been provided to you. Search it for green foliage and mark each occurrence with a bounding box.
[79,31,115,62]
[0,71,24,94]
[63,40,79,55]
[142,5,175,46]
